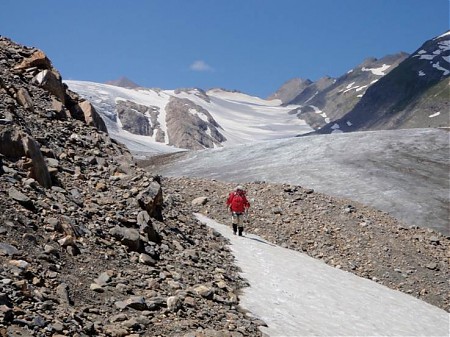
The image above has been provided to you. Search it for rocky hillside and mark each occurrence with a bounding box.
[287,53,408,131]
[164,177,449,313]
[266,78,312,104]
[317,31,450,133]
[0,37,265,336]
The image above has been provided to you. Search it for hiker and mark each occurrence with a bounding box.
[226,185,250,236]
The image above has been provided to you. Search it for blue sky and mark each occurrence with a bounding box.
[1,0,449,98]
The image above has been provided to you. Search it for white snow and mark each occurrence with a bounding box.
[189,108,209,122]
[331,123,340,130]
[309,105,331,125]
[432,61,450,76]
[64,81,313,152]
[304,91,319,104]
[361,64,391,76]
[413,39,450,62]
[195,213,449,337]
[435,31,450,39]
[345,82,355,89]
[418,70,426,76]
[429,111,441,118]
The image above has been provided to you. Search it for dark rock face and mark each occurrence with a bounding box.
[0,37,264,336]
[116,100,154,136]
[267,78,313,104]
[165,96,226,150]
[288,53,409,130]
[317,32,450,133]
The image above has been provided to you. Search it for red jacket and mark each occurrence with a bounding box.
[226,191,250,213]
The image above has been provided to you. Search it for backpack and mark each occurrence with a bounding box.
[230,191,246,212]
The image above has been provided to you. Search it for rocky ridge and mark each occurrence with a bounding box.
[0,37,264,336]
[164,177,450,312]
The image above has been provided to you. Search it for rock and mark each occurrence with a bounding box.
[0,243,19,256]
[167,295,182,311]
[14,50,52,70]
[8,187,34,210]
[426,262,438,270]
[33,69,66,103]
[115,296,147,311]
[137,210,161,243]
[194,285,214,299]
[137,181,164,221]
[95,271,113,286]
[16,87,33,111]
[78,100,107,132]
[90,283,104,293]
[22,134,52,188]
[139,253,156,266]
[56,283,71,305]
[192,197,208,206]
[110,226,142,252]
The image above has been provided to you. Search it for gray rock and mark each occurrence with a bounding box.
[110,226,142,252]
[192,196,208,206]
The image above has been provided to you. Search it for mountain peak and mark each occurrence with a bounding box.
[268,78,313,103]
[105,76,140,89]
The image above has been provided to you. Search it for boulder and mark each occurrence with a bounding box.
[14,50,52,70]
[16,87,33,111]
[137,210,161,243]
[192,196,208,206]
[33,70,66,104]
[0,128,51,188]
[78,100,107,132]
[22,134,52,188]
[8,188,35,211]
[137,181,163,221]
[110,226,142,252]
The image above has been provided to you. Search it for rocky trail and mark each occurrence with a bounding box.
[164,177,450,313]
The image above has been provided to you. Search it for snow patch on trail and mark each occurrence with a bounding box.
[195,213,449,337]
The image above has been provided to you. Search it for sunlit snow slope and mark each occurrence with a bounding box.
[196,214,449,337]
[65,81,313,155]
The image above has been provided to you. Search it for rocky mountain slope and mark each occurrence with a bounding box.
[266,78,313,104]
[316,31,450,133]
[0,37,265,336]
[286,53,408,131]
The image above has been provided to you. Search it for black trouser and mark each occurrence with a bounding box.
[232,212,244,236]
[232,223,244,236]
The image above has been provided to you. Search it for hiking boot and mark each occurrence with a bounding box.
[238,227,243,236]
[232,224,237,235]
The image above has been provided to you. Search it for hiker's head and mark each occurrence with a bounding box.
[236,185,244,192]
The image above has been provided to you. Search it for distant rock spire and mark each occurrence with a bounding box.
[105,76,140,89]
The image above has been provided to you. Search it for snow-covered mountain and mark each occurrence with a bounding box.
[65,81,313,155]
[66,31,449,154]
[317,30,450,133]
[284,52,408,131]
